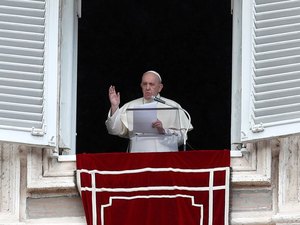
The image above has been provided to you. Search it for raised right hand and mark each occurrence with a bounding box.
[108,85,120,115]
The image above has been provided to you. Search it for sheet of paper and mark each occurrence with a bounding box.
[133,102,158,134]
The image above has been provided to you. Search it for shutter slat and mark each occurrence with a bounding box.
[254,56,300,69]
[0,101,42,113]
[0,69,43,81]
[254,95,300,109]
[256,0,285,5]
[0,0,45,10]
[254,103,300,117]
[255,7,300,21]
[0,53,43,65]
[256,1,300,13]
[256,15,300,29]
[0,45,44,57]
[0,21,44,33]
[0,93,42,105]
[0,61,43,73]
[0,37,44,49]
[254,79,300,93]
[0,85,43,96]
[255,47,300,60]
[0,13,44,25]
[255,63,300,76]
[255,70,300,84]
[0,29,44,41]
[0,117,42,129]
[253,111,300,125]
[255,31,300,45]
[0,6,45,18]
[255,39,300,53]
[254,87,300,101]
[0,109,42,121]
[255,23,300,37]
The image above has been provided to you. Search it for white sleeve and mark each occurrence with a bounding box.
[105,108,128,137]
[164,128,185,146]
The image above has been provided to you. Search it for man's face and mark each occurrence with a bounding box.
[140,72,163,100]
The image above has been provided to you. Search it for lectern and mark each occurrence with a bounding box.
[126,105,188,152]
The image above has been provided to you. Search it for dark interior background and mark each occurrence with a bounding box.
[76,0,232,153]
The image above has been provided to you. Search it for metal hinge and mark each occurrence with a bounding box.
[31,127,45,136]
[251,123,264,133]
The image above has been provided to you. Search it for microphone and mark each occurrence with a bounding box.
[151,95,192,151]
[152,96,166,104]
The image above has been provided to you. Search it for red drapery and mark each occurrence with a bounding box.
[76,150,230,225]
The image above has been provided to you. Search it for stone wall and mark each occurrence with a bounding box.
[0,145,85,224]
[0,137,300,224]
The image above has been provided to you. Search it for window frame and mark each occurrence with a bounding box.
[0,0,59,147]
[58,0,79,155]
[232,0,300,146]
[0,0,79,154]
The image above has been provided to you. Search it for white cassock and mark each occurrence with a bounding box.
[105,96,193,153]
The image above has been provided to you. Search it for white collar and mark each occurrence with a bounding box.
[143,94,161,104]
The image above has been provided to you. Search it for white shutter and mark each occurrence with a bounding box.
[241,0,300,142]
[0,0,59,147]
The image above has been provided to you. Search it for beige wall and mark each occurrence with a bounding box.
[0,145,85,224]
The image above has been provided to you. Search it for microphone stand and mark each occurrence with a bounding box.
[180,107,191,151]
[152,96,192,151]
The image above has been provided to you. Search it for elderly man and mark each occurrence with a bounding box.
[105,70,192,152]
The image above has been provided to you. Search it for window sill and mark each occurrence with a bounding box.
[57,151,243,161]
[58,154,76,162]
[230,150,243,157]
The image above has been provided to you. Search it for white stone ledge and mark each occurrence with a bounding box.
[231,211,274,225]
[27,177,77,191]
[0,213,23,225]
[273,213,300,224]
[24,217,86,225]
[232,204,300,224]
[231,172,272,186]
